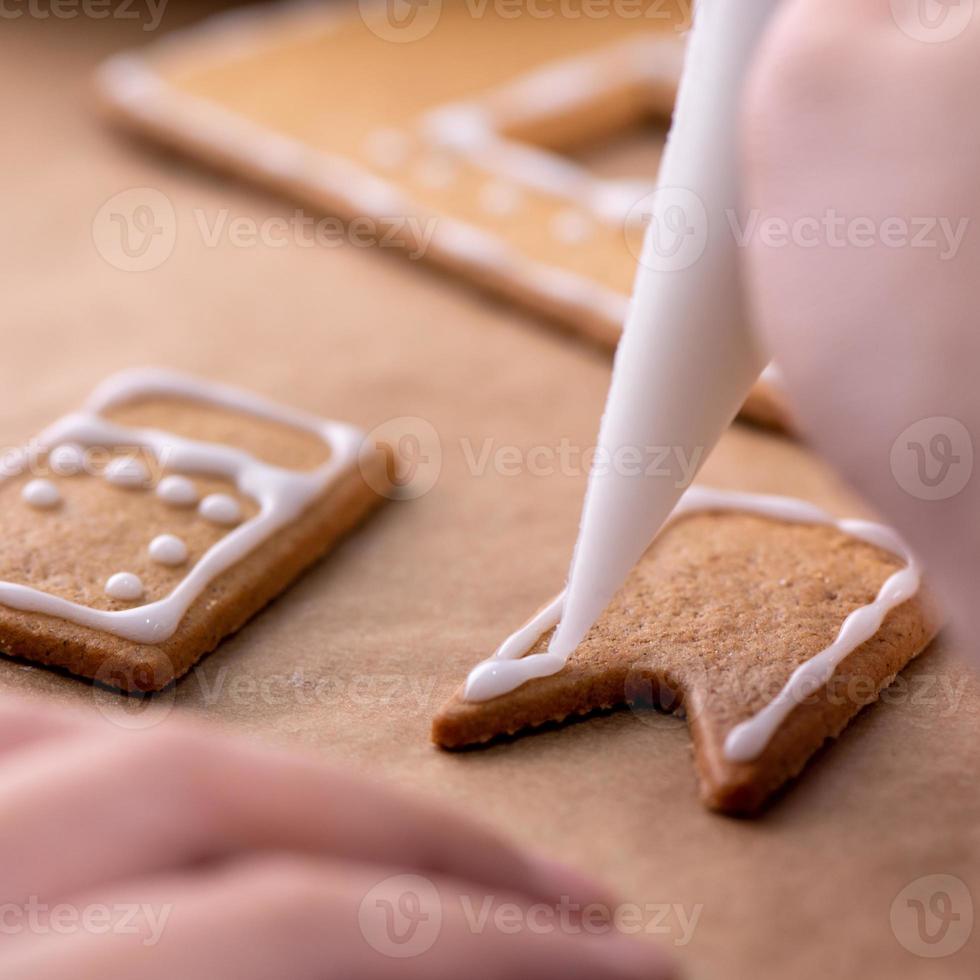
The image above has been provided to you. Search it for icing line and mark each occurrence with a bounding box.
[0,369,362,644]
[462,486,921,764]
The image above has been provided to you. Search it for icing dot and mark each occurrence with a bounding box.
[105,456,150,489]
[550,209,593,245]
[199,493,242,526]
[105,572,144,602]
[363,128,411,169]
[156,475,198,507]
[149,533,188,566]
[49,443,87,476]
[1,448,28,478]
[22,478,61,510]
[478,181,522,217]
[414,155,457,190]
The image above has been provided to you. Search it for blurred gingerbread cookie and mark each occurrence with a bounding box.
[96,0,788,429]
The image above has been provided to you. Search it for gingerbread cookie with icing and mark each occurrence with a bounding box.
[432,488,940,814]
[0,369,388,691]
[95,0,788,430]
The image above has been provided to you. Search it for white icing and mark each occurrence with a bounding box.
[105,572,145,602]
[463,487,921,764]
[156,474,198,507]
[49,443,86,476]
[0,449,27,478]
[22,479,61,510]
[547,0,777,665]
[414,155,457,190]
[0,369,362,643]
[550,209,593,245]
[199,493,242,526]
[149,533,188,566]
[478,181,522,217]
[104,455,151,489]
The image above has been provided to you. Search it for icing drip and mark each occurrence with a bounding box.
[105,572,144,602]
[149,534,188,566]
[156,475,198,507]
[199,493,242,525]
[22,479,61,510]
[462,487,921,764]
[0,369,362,644]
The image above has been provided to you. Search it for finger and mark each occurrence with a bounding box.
[0,726,607,912]
[0,855,673,980]
[0,695,101,755]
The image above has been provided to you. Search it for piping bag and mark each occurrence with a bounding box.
[547,0,781,664]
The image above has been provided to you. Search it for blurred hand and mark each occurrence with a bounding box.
[742,0,980,656]
[0,696,670,980]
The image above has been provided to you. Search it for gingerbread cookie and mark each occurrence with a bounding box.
[0,369,388,692]
[95,1,788,430]
[432,488,940,814]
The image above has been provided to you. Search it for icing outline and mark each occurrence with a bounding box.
[0,369,363,644]
[462,486,921,764]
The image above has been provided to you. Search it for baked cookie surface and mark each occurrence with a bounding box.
[433,489,941,814]
[0,369,387,691]
[96,0,788,428]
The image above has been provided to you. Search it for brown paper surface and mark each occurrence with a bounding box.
[1,6,977,978]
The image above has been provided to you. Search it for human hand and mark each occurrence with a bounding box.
[741,0,980,653]
[0,696,671,979]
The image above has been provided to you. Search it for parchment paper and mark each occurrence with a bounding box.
[1,7,977,977]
